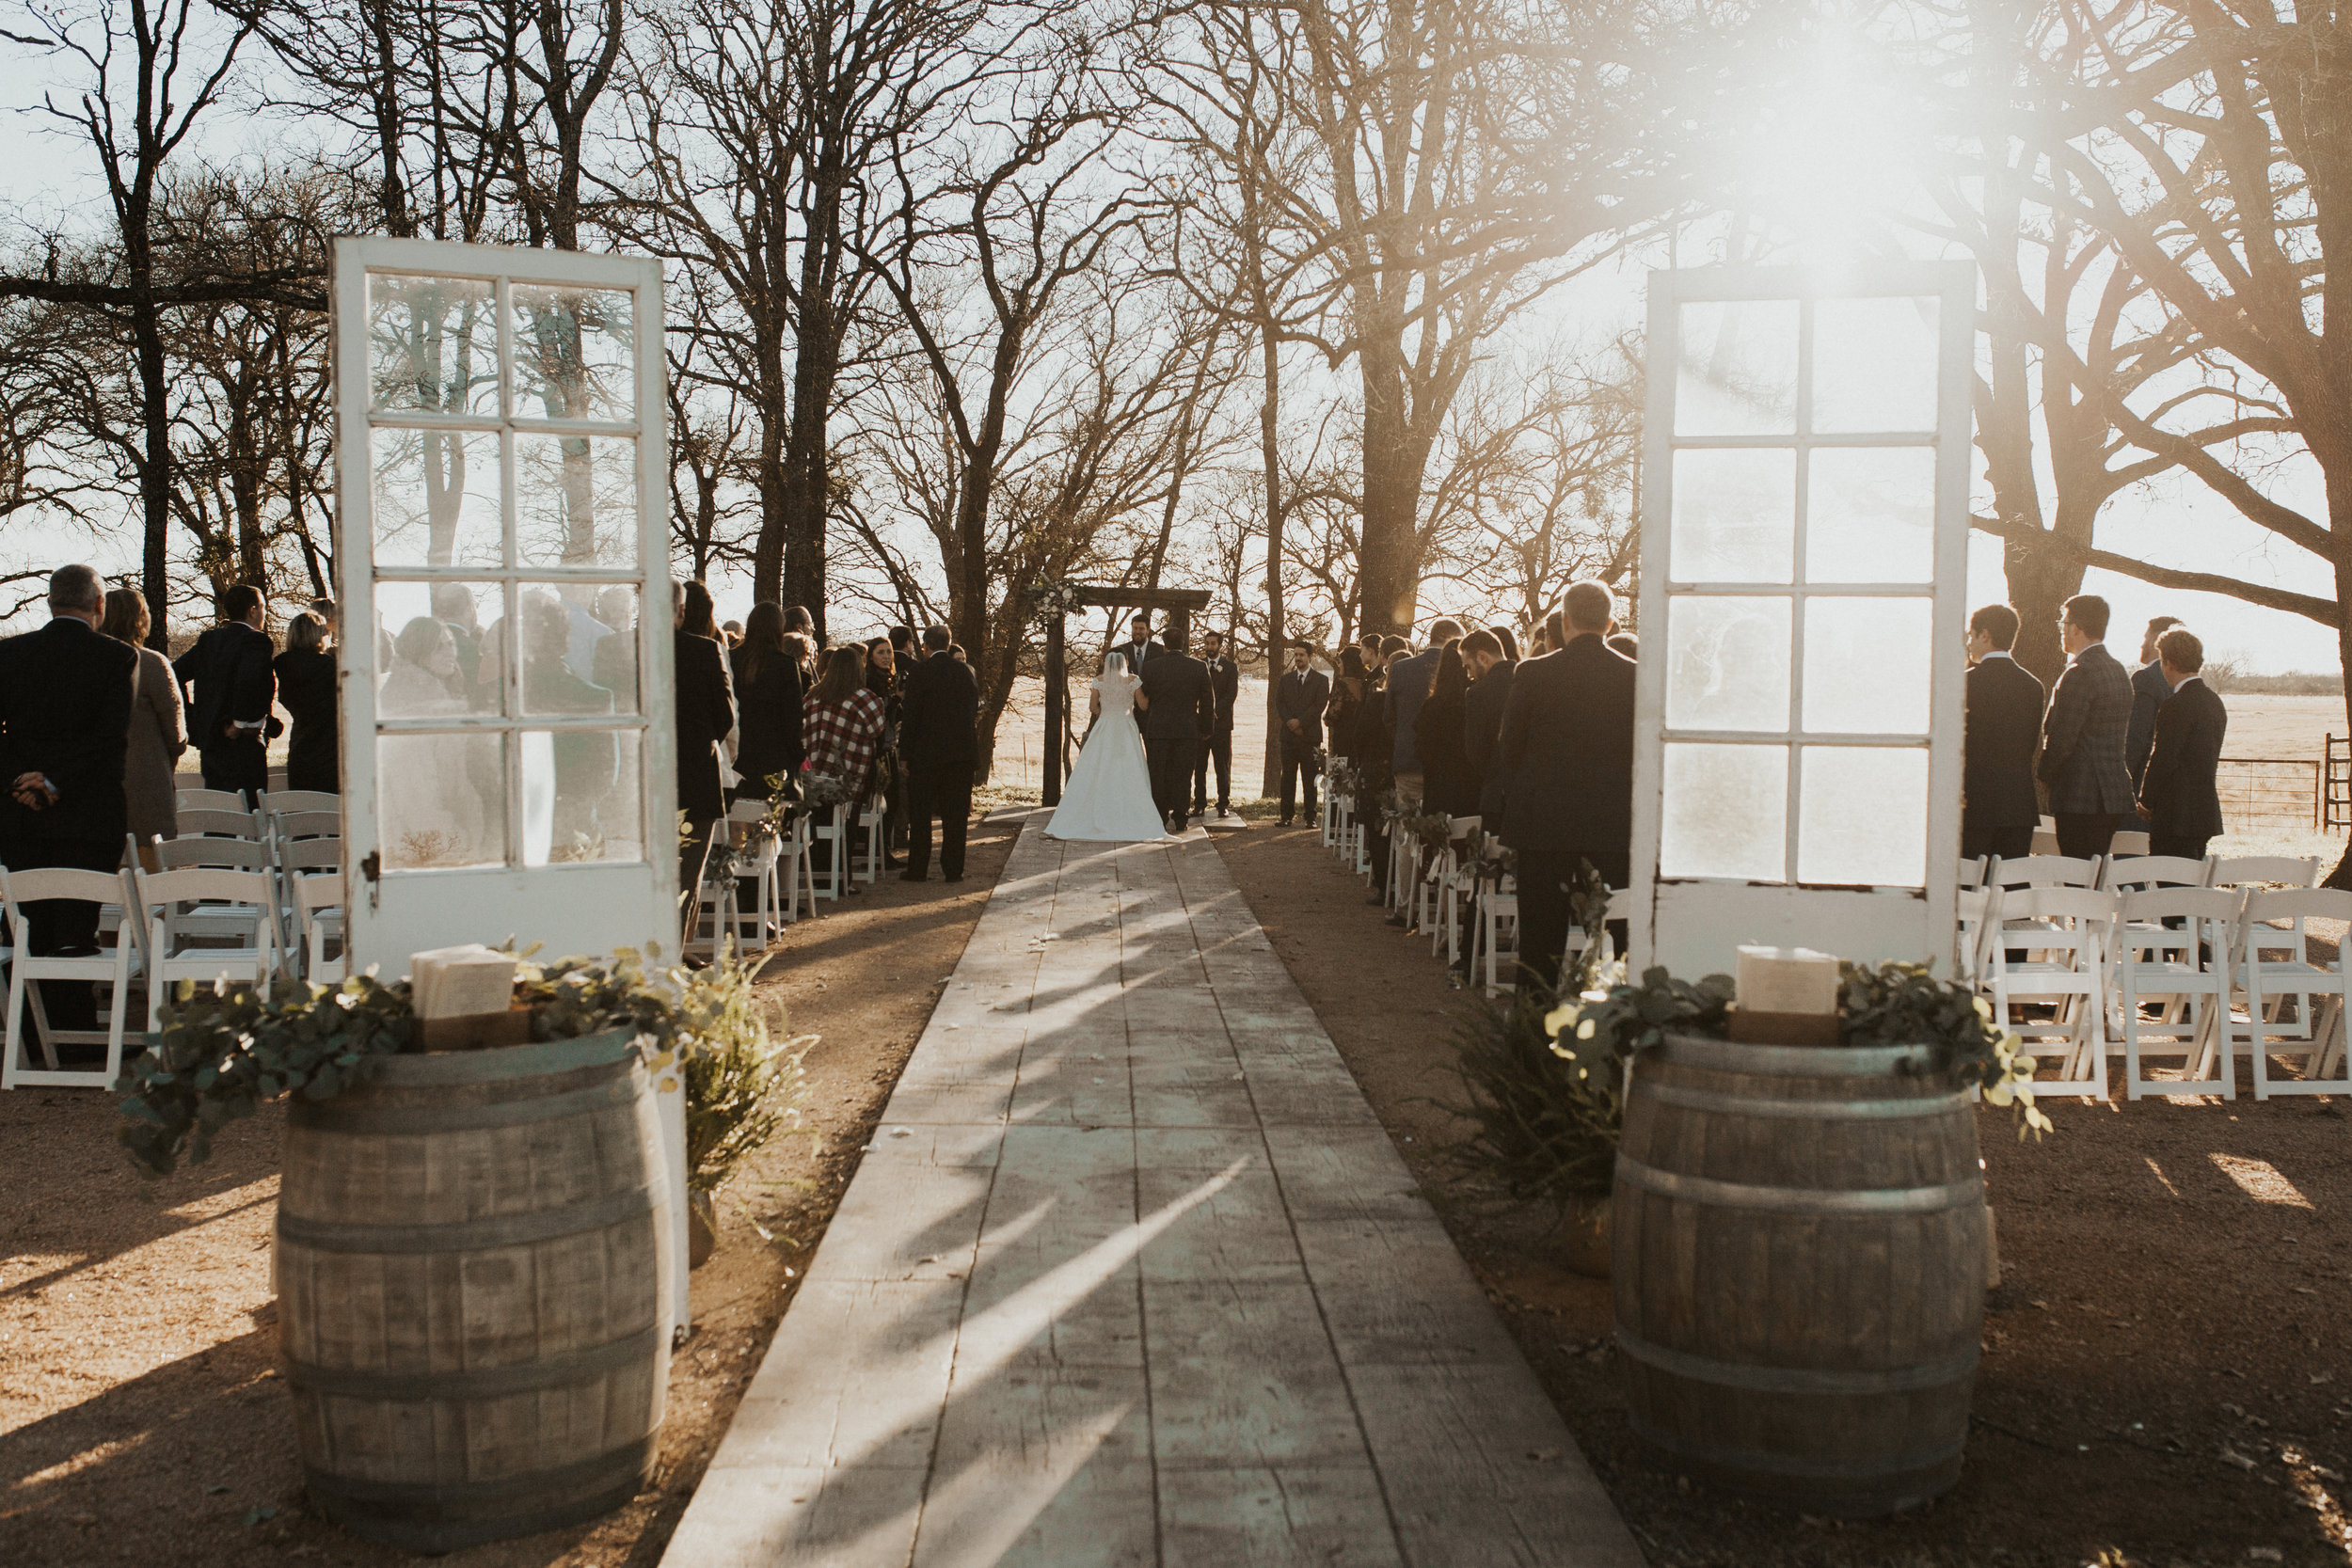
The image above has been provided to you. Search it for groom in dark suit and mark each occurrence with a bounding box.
[1137,626,1216,833]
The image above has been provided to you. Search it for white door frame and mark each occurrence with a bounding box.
[1629,261,1977,980]
[332,236,677,974]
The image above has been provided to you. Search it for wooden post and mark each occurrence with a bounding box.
[1043,612,1065,807]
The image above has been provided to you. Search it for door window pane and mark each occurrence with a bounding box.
[523,729,643,867]
[518,586,629,718]
[1813,296,1939,434]
[1672,448,1795,584]
[1661,743,1787,882]
[380,732,507,871]
[375,580,503,717]
[368,275,499,417]
[1802,597,1931,736]
[515,434,638,567]
[511,286,636,422]
[372,428,501,568]
[1676,299,1798,436]
[1667,596,1790,732]
[1806,447,1934,584]
[1798,746,1927,887]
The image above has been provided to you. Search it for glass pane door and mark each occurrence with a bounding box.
[333,239,675,974]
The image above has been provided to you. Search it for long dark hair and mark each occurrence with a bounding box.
[1489,624,1519,661]
[677,579,720,640]
[739,601,788,682]
[1426,641,1469,711]
[808,644,866,707]
[1339,646,1367,682]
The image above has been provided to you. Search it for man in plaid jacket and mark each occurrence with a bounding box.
[2035,594,2136,860]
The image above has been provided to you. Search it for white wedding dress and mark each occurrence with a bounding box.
[1047,657,1169,842]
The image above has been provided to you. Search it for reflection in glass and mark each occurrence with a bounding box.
[523,730,642,867]
[511,286,635,422]
[369,275,499,416]
[1802,597,1931,736]
[1798,746,1928,887]
[516,434,637,567]
[1806,447,1934,584]
[1672,448,1795,583]
[375,580,501,717]
[379,732,506,871]
[1813,296,1939,434]
[1667,596,1791,732]
[1676,299,1799,436]
[586,586,640,714]
[372,428,501,568]
[518,588,623,719]
[1661,742,1787,882]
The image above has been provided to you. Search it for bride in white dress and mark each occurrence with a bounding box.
[1047,653,1169,842]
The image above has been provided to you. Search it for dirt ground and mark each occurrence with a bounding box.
[0,811,1020,1568]
[1215,821,2352,1568]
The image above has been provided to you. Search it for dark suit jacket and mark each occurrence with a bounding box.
[674,630,736,820]
[1385,647,1439,775]
[1137,651,1216,741]
[1110,639,1162,674]
[1274,667,1329,757]
[900,651,979,773]
[2139,676,2227,840]
[2126,658,2171,788]
[1497,635,1635,858]
[2037,642,2136,814]
[1464,660,1515,822]
[729,642,805,791]
[173,621,278,750]
[1963,654,2044,833]
[0,617,136,847]
[1204,656,1240,734]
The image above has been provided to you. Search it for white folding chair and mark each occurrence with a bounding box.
[1432,818,1481,964]
[179,805,262,839]
[0,865,142,1090]
[856,793,888,884]
[1561,888,1621,985]
[2115,887,2238,1099]
[1958,855,1990,890]
[2106,829,2152,858]
[1991,854,2105,956]
[262,790,340,815]
[723,800,783,945]
[2208,856,2323,891]
[290,871,345,985]
[271,808,342,843]
[177,787,246,813]
[1955,883,1996,991]
[131,866,280,1032]
[808,802,850,902]
[2226,889,2352,1099]
[1986,885,2116,1099]
[155,835,271,871]
[1481,877,1520,997]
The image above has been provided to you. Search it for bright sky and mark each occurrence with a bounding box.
[0,16,2338,672]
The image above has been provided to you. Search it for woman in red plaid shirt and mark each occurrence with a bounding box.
[801,644,888,800]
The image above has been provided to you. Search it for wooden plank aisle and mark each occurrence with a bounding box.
[660,812,1644,1568]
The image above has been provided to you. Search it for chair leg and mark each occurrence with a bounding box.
[2,966,24,1090]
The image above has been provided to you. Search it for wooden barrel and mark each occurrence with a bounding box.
[276,1029,672,1551]
[1612,1032,1987,1517]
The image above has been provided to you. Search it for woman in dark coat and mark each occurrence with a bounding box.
[863,638,906,866]
[1413,641,1478,818]
[273,610,340,795]
[1325,647,1367,761]
[728,602,803,800]
[1353,649,1397,902]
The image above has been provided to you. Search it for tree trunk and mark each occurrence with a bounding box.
[1357,352,1420,637]
[1259,322,1285,800]
[134,299,173,646]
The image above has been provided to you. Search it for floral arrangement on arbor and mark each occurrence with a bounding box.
[1030,576,1086,626]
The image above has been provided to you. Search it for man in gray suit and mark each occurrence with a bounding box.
[2037,594,2137,860]
[1384,615,1464,805]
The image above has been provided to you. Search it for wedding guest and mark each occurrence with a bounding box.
[784,631,818,682]
[1414,640,1477,818]
[172,584,278,800]
[1275,643,1328,827]
[729,602,804,800]
[1499,579,1635,988]
[430,582,490,708]
[101,586,183,866]
[1386,616,1463,806]
[1543,607,1566,653]
[720,619,744,648]
[803,644,887,803]
[274,610,339,795]
[1113,613,1159,673]
[1355,641,1401,904]
[2126,613,2185,816]
[1488,625,1520,663]
[783,605,816,639]
[592,586,638,704]
[1962,603,2044,863]
[1606,632,1638,659]
[950,643,969,664]
[885,626,918,850]
[523,595,616,843]
[2037,594,2136,860]
[674,581,737,879]
[0,565,135,1048]
[383,617,462,716]
[898,626,978,882]
[888,625,916,664]
[1194,630,1240,819]
[1460,628,1512,824]
[865,637,907,867]
[2138,626,2226,862]
[1325,648,1369,761]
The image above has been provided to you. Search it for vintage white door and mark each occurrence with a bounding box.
[1629,262,1976,978]
[333,237,676,974]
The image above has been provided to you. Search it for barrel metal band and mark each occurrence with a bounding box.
[303,1432,657,1509]
[1640,1081,1966,1121]
[1616,1326,1979,1395]
[289,1070,642,1135]
[1626,1412,1967,1481]
[278,1182,660,1254]
[1614,1155,1984,1215]
[286,1323,662,1402]
[1655,1033,1936,1078]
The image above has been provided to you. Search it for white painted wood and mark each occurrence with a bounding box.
[1630,262,1975,980]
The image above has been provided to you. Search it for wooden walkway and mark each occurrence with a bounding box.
[661,815,1641,1567]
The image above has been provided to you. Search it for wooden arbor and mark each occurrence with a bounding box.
[1042,584,1213,806]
